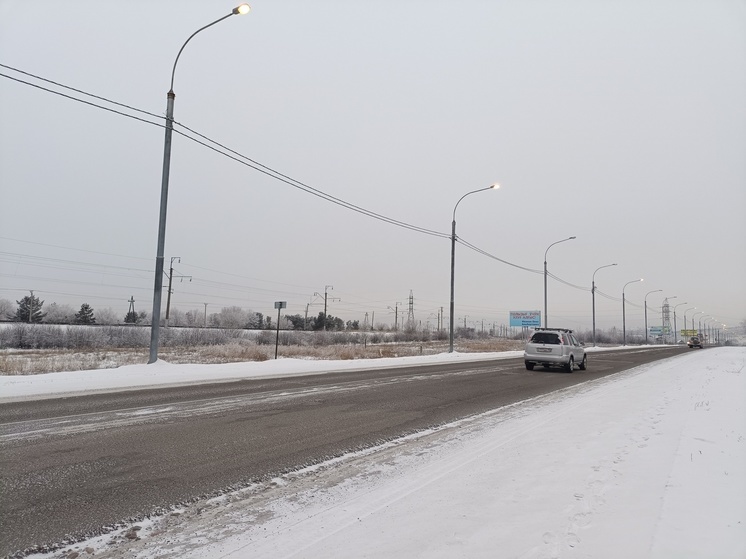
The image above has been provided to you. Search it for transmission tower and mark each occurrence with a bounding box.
[662,298,672,342]
[407,290,415,330]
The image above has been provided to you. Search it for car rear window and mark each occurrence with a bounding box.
[530,332,560,344]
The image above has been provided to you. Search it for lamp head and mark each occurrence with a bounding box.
[233,3,251,15]
[489,183,500,190]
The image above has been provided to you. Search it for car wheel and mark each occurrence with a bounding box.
[579,354,587,370]
[565,356,574,373]
[525,361,535,370]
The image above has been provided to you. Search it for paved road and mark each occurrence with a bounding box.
[0,346,687,555]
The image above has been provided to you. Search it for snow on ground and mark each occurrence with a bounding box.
[11,347,746,559]
[0,349,529,401]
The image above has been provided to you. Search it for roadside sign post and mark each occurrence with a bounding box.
[274,301,287,359]
[509,311,541,329]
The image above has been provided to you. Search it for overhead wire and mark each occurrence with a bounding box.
[1,64,595,301]
[0,71,164,129]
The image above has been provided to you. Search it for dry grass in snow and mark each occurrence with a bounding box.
[0,338,524,375]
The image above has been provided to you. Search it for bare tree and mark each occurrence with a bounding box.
[45,303,76,324]
[95,307,120,325]
[0,298,14,319]
[211,306,251,329]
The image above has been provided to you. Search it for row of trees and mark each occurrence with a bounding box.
[4,295,98,324]
[5,295,742,340]
[0,296,358,331]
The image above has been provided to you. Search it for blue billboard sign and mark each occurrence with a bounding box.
[510,311,541,327]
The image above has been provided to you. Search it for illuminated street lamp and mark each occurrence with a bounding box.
[622,278,643,345]
[591,263,616,346]
[644,289,662,344]
[149,5,251,364]
[449,183,499,353]
[543,236,576,328]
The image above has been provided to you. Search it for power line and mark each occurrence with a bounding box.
[0,251,152,275]
[0,71,164,129]
[0,63,163,120]
[0,236,152,262]
[1,65,592,299]
[457,237,543,275]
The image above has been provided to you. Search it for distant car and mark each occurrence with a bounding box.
[687,336,703,349]
[524,328,587,372]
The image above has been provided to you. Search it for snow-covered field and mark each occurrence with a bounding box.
[7,347,745,559]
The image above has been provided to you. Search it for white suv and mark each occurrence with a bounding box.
[524,328,587,372]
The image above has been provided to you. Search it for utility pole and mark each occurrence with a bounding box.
[312,286,339,331]
[388,302,401,330]
[203,303,208,327]
[324,285,339,331]
[28,290,34,323]
[407,290,415,330]
[127,296,136,323]
[324,285,331,329]
[165,257,191,327]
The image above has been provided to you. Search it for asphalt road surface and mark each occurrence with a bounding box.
[0,346,688,556]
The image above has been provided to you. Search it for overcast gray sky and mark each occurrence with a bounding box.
[1,0,744,334]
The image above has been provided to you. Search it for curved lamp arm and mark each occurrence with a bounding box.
[170,4,251,91]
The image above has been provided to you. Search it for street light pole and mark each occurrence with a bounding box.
[692,311,704,333]
[148,4,251,364]
[622,278,643,346]
[695,313,707,337]
[591,263,616,346]
[644,289,662,344]
[449,183,499,353]
[544,236,576,328]
[699,316,715,345]
[682,307,695,339]
[671,301,687,343]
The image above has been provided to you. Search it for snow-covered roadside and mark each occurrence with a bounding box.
[1,351,531,401]
[28,347,745,559]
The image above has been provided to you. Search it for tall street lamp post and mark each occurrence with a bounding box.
[449,184,499,353]
[701,317,712,345]
[698,314,709,340]
[543,236,576,328]
[644,289,662,344]
[682,307,696,339]
[672,301,687,344]
[149,4,251,364]
[692,311,704,333]
[622,278,643,346]
[591,263,616,346]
